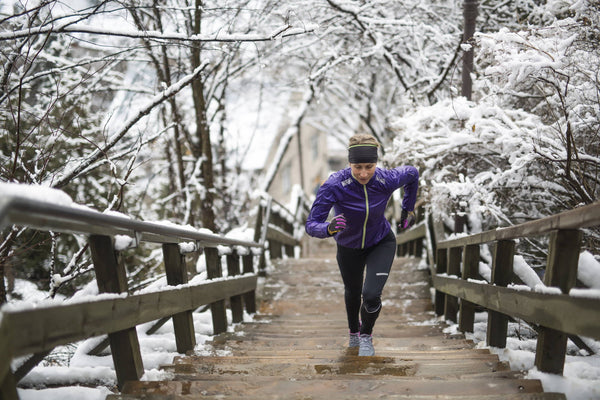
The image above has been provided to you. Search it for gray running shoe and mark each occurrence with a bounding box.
[358,334,374,356]
[349,332,360,348]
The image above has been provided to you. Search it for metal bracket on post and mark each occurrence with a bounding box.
[133,230,142,248]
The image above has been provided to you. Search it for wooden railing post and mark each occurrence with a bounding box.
[434,248,447,316]
[446,212,466,322]
[395,222,401,256]
[162,243,196,354]
[282,216,295,257]
[486,239,515,348]
[253,203,268,276]
[269,238,283,259]
[459,244,479,332]
[285,242,295,258]
[270,211,284,260]
[0,369,18,400]
[1,311,18,399]
[204,247,228,334]
[415,237,423,258]
[89,235,143,389]
[535,229,582,374]
[242,253,257,314]
[444,246,462,323]
[226,251,244,324]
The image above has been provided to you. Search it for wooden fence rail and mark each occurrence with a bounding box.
[396,201,600,376]
[0,192,307,400]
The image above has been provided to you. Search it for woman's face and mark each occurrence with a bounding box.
[350,163,376,185]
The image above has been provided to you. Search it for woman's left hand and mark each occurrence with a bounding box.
[399,209,415,230]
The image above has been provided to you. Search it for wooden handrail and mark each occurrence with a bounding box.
[437,202,600,248]
[266,223,297,247]
[0,195,260,248]
[1,274,257,357]
[396,220,427,244]
[432,275,600,340]
[0,189,308,398]
[395,200,600,377]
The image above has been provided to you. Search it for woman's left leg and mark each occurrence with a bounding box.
[360,231,397,335]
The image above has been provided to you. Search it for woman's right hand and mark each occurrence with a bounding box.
[327,214,347,235]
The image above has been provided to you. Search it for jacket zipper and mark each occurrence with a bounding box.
[361,184,369,249]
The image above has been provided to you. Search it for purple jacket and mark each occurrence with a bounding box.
[305,166,419,249]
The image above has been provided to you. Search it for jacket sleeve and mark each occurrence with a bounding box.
[305,179,336,239]
[390,165,419,211]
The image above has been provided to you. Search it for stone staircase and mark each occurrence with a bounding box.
[107,250,565,399]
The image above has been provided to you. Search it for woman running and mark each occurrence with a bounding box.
[305,133,419,356]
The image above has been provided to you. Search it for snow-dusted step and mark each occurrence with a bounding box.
[107,255,565,400]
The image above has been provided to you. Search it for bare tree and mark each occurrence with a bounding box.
[0,0,313,300]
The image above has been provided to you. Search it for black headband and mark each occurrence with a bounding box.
[348,144,378,163]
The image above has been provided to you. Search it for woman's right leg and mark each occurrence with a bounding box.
[336,245,366,333]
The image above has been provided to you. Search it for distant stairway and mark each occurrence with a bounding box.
[108,254,565,400]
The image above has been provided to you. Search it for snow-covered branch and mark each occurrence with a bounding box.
[325,0,411,92]
[49,61,209,189]
[0,23,317,43]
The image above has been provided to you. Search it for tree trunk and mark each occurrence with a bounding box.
[461,0,478,100]
[129,2,192,224]
[0,261,6,304]
[190,0,217,232]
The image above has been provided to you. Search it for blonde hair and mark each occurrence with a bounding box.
[348,134,380,148]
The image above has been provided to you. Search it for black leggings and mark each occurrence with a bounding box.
[336,230,396,335]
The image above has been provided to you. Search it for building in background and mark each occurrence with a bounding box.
[259,94,348,207]
[263,119,329,207]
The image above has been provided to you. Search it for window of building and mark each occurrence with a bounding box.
[281,161,292,194]
[311,134,319,160]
